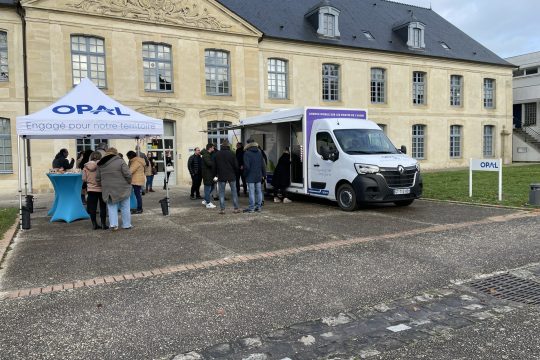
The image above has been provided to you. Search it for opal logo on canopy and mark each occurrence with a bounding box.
[52,105,130,116]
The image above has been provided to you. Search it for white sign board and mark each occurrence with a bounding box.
[470,159,501,172]
[469,158,503,201]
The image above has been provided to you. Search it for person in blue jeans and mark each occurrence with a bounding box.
[200,143,217,209]
[215,139,240,214]
[243,138,266,213]
[96,147,132,230]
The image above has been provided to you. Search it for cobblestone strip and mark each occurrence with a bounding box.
[0,212,534,301]
[172,264,540,360]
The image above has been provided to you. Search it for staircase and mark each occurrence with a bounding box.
[514,127,540,152]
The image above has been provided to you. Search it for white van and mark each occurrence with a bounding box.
[237,107,422,211]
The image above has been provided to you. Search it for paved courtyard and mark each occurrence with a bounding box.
[0,187,539,359]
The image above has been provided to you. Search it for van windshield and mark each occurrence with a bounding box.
[333,129,399,155]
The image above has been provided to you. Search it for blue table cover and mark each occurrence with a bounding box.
[130,188,137,209]
[47,173,90,223]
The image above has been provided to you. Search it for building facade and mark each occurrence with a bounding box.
[506,51,540,162]
[0,0,514,194]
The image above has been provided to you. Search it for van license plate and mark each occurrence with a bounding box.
[393,188,411,195]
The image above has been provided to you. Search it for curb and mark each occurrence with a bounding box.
[420,198,540,211]
[0,220,19,267]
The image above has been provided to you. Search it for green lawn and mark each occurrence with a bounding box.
[422,164,540,208]
[0,208,18,239]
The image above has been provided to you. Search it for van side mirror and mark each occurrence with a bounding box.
[329,150,339,162]
[400,145,407,154]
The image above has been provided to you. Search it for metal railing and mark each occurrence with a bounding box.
[522,126,540,142]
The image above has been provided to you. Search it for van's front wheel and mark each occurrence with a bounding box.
[337,184,357,211]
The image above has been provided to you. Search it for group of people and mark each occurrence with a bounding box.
[187,139,292,214]
[50,138,293,228]
[52,143,159,231]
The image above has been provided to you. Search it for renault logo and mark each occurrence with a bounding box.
[397,165,405,175]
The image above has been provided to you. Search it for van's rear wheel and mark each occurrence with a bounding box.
[394,199,414,207]
[337,184,357,211]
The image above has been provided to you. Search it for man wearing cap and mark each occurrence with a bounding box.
[214,139,240,214]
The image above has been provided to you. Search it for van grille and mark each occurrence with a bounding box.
[379,166,417,188]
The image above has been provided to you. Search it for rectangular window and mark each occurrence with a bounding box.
[205,49,230,95]
[483,78,495,108]
[71,35,107,88]
[524,103,537,126]
[412,28,422,48]
[76,139,109,154]
[0,118,12,173]
[449,125,462,158]
[207,121,231,150]
[450,75,462,106]
[412,71,426,105]
[412,124,426,160]
[268,58,288,99]
[322,13,335,37]
[322,63,340,101]
[371,68,386,103]
[483,125,494,157]
[0,32,8,82]
[143,43,173,92]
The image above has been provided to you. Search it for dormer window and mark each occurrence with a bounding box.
[318,6,340,38]
[407,22,425,49]
[322,13,336,37]
[393,17,426,50]
[306,2,341,39]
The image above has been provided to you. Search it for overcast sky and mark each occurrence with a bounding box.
[397,0,540,59]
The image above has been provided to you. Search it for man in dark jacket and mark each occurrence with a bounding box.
[235,142,247,196]
[243,138,266,213]
[201,143,216,209]
[187,147,203,200]
[215,140,240,214]
[52,148,75,170]
[271,148,292,203]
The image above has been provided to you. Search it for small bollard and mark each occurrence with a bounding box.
[159,197,169,216]
[529,183,540,206]
[22,206,31,230]
[25,194,34,213]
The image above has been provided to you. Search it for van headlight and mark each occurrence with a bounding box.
[415,163,421,172]
[355,163,380,175]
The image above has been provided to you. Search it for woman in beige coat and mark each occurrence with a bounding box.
[127,151,146,214]
[82,151,108,230]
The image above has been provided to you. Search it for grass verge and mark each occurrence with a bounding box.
[422,164,540,208]
[0,208,18,239]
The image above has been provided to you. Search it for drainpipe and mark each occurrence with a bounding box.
[16,1,32,193]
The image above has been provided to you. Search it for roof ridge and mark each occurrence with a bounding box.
[380,0,431,11]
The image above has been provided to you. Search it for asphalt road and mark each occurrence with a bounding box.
[0,188,539,359]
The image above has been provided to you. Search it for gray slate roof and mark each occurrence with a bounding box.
[0,0,17,5]
[217,0,512,67]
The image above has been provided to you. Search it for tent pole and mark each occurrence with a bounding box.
[17,136,23,231]
[23,136,28,196]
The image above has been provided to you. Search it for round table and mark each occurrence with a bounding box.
[47,173,90,223]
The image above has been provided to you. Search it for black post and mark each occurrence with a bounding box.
[21,206,31,230]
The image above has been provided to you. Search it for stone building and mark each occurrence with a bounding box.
[0,0,514,194]
[506,51,540,162]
